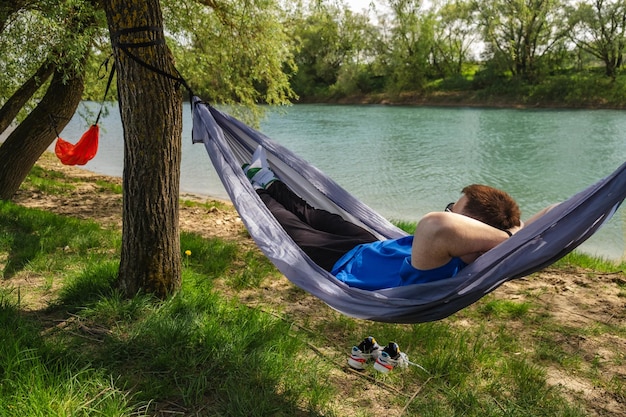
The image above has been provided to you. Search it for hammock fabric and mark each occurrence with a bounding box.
[191,97,626,323]
[55,124,99,166]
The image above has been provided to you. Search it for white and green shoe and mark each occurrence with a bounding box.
[242,145,278,189]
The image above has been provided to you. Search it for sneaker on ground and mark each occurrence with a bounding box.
[347,336,380,370]
[374,342,409,373]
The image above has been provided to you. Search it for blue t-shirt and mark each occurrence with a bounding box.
[331,236,468,290]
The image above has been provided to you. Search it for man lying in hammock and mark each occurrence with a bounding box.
[244,146,551,291]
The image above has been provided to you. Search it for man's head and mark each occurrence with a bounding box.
[453,184,521,230]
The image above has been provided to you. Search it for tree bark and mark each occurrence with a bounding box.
[0,60,55,135]
[0,64,85,200]
[102,0,183,297]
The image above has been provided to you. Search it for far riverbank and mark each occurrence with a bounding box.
[298,89,626,110]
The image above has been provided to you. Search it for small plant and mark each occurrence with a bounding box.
[184,249,191,268]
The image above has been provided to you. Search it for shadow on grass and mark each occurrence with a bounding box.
[0,201,112,279]
[3,270,328,415]
[0,201,329,415]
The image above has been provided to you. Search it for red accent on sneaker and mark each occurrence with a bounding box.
[375,358,394,371]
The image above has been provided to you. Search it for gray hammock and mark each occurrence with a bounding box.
[191,97,626,324]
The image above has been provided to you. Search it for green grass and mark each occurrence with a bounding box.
[0,292,135,416]
[1,165,625,416]
[552,250,625,272]
[0,201,119,279]
[391,218,417,234]
[0,200,332,415]
[20,165,77,195]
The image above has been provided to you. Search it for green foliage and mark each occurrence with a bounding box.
[391,218,417,234]
[382,0,434,93]
[430,0,477,78]
[227,249,276,289]
[432,74,474,91]
[162,0,296,111]
[553,250,626,273]
[0,253,135,416]
[102,279,323,415]
[180,231,238,278]
[82,47,118,102]
[0,0,104,121]
[57,260,121,307]
[5,0,626,109]
[288,0,381,99]
[21,165,76,195]
[3,0,297,125]
[285,0,626,106]
[568,0,626,78]
[478,299,532,319]
[336,318,587,416]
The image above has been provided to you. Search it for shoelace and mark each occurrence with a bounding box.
[398,353,429,373]
[383,352,429,373]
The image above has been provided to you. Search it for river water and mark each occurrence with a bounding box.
[58,102,626,261]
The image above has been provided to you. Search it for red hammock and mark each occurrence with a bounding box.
[55,124,99,166]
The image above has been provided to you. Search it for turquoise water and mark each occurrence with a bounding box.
[59,102,626,261]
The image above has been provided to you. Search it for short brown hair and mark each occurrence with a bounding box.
[461,184,521,230]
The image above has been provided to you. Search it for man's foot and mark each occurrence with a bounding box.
[242,145,278,189]
[244,166,278,190]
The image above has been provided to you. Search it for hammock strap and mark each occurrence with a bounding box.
[94,56,116,125]
[47,57,115,137]
[110,25,195,100]
[48,114,62,138]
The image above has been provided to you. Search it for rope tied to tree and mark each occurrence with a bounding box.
[110,25,195,99]
[51,25,195,166]
[94,55,117,125]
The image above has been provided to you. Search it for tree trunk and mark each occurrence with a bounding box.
[0,60,55,135]
[102,0,183,298]
[0,64,85,200]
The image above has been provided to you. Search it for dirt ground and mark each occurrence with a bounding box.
[7,152,626,417]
